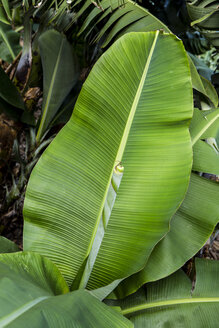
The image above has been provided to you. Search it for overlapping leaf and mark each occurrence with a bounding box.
[187,0,219,49]
[36,29,78,142]
[0,237,19,253]
[73,0,170,45]
[72,0,218,106]
[191,107,219,174]
[0,22,21,62]
[0,253,131,327]
[114,259,219,327]
[115,108,219,298]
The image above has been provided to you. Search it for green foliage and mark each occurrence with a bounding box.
[0,253,131,327]
[0,22,21,62]
[187,0,219,49]
[36,29,78,142]
[113,259,219,327]
[0,1,218,327]
[75,0,171,46]
[0,65,26,121]
[115,173,219,298]
[23,31,193,290]
[0,237,19,253]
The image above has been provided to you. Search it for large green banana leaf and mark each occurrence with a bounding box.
[114,108,219,298]
[23,31,193,290]
[0,22,21,62]
[115,173,219,298]
[36,29,78,142]
[0,252,132,327]
[114,258,219,327]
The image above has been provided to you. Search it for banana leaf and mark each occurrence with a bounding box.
[23,31,193,290]
[72,0,170,43]
[191,107,219,174]
[0,66,24,110]
[0,237,19,253]
[36,29,78,142]
[0,252,132,327]
[115,173,219,298]
[193,140,219,174]
[0,6,9,24]
[188,55,218,107]
[114,258,219,327]
[1,0,11,21]
[190,107,219,145]
[0,22,21,62]
[77,0,170,46]
[114,108,219,297]
[73,0,218,106]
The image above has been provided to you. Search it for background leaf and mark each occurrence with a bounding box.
[74,0,171,45]
[187,0,219,49]
[0,22,21,62]
[0,237,19,253]
[36,29,78,142]
[0,252,69,295]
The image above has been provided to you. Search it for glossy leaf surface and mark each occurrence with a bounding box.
[24,32,193,290]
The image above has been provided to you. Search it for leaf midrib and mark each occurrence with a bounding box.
[36,37,65,142]
[78,31,159,289]
[121,297,219,316]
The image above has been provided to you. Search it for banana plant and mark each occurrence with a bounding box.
[23,31,193,290]
[0,30,218,327]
